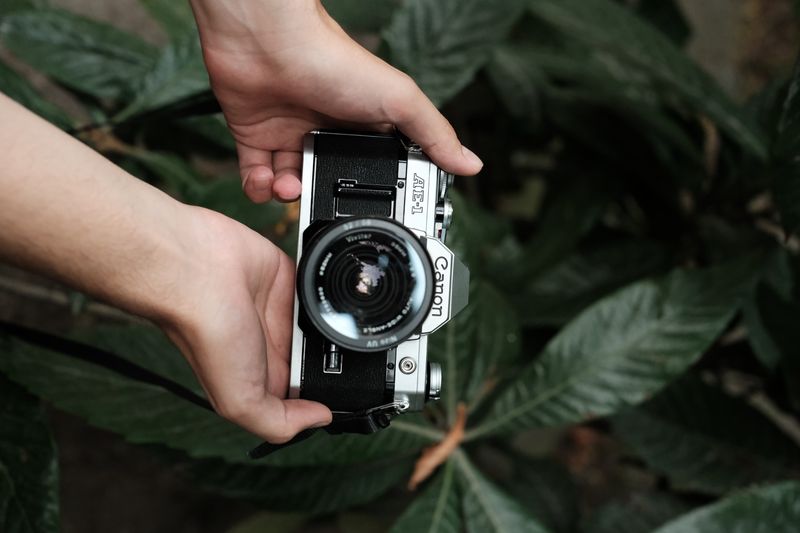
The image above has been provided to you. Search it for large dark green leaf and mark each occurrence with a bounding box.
[128,150,285,230]
[773,58,800,235]
[88,325,441,465]
[429,280,520,420]
[614,375,800,495]
[390,461,461,533]
[581,492,693,533]
[192,179,286,232]
[445,191,511,276]
[0,0,44,18]
[383,0,525,106]
[527,0,767,159]
[489,174,613,290]
[139,0,196,41]
[504,458,578,533]
[742,248,796,370]
[1,325,437,467]
[467,258,760,439]
[635,0,690,46]
[186,456,414,515]
[0,332,260,463]
[0,8,157,100]
[0,376,58,533]
[653,481,800,533]
[512,239,670,327]
[0,61,72,128]
[455,452,550,533]
[177,114,236,152]
[486,45,545,123]
[323,0,400,33]
[115,34,208,122]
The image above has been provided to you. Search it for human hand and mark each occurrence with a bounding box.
[0,93,330,444]
[190,0,484,204]
[161,207,332,443]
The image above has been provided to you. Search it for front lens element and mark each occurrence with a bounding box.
[299,218,434,352]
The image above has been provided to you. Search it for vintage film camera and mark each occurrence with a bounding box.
[289,130,469,433]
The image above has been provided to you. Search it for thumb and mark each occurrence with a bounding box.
[384,75,483,176]
[258,396,333,444]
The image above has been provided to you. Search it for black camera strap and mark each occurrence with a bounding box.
[0,321,393,460]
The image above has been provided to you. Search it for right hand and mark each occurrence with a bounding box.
[190,0,484,204]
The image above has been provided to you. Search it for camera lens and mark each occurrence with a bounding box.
[299,217,434,352]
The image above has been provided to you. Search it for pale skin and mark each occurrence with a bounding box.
[0,0,482,444]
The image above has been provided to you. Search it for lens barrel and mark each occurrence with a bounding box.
[298,217,434,352]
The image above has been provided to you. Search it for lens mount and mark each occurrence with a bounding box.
[298,217,434,352]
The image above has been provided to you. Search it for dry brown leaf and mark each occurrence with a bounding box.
[407,403,467,491]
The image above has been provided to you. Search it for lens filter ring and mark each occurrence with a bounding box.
[298,217,434,352]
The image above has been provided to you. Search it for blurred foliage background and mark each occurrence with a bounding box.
[1,0,800,532]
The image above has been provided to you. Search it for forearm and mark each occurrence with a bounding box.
[189,0,327,52]
[0,93,197,323]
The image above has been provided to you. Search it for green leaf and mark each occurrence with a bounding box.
[742,248,796,369]
[653,481,800,533]
[445,191,512,276]
[0,332,263,462]
[635,0,690,46]
[226,511,306,533]
[747,284,800,411]
[323,0,400,33]
[0,376,59,533]
[512,240,670,327]
[527,0,768,159]
[75,325,201,394]
[127,149,204,194]
[750,284,800,367]
[115,34,208,122]
[581,491,693,533]
[177,114,236,152]
[84,326,440,465]
[487,45,545,123]
[192,179,286,232]
[0,61,72,129]
[0,8,157,100]
[139,0,196,41]
[390,461,461,533]
[455,452,550,533]
[0,0,45,18]
[468,258,760,439]
[383,0,526,106]
[614,375,800,496]
[0,326,436,466]
[504,458,578,533]
[490,174,613,289]
[429,280,520,420]
[773,57,800,235]
[186,456,414,515]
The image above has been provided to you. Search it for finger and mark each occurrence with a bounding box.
[217,390,331,444]
[383,76,483,176]
[237,142,275,203]
[272,151,302,202]
[264,396,333,444]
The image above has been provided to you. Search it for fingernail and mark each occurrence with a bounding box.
[461,145,483,169]
[241,172,250,191]
[311,420,331,429]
